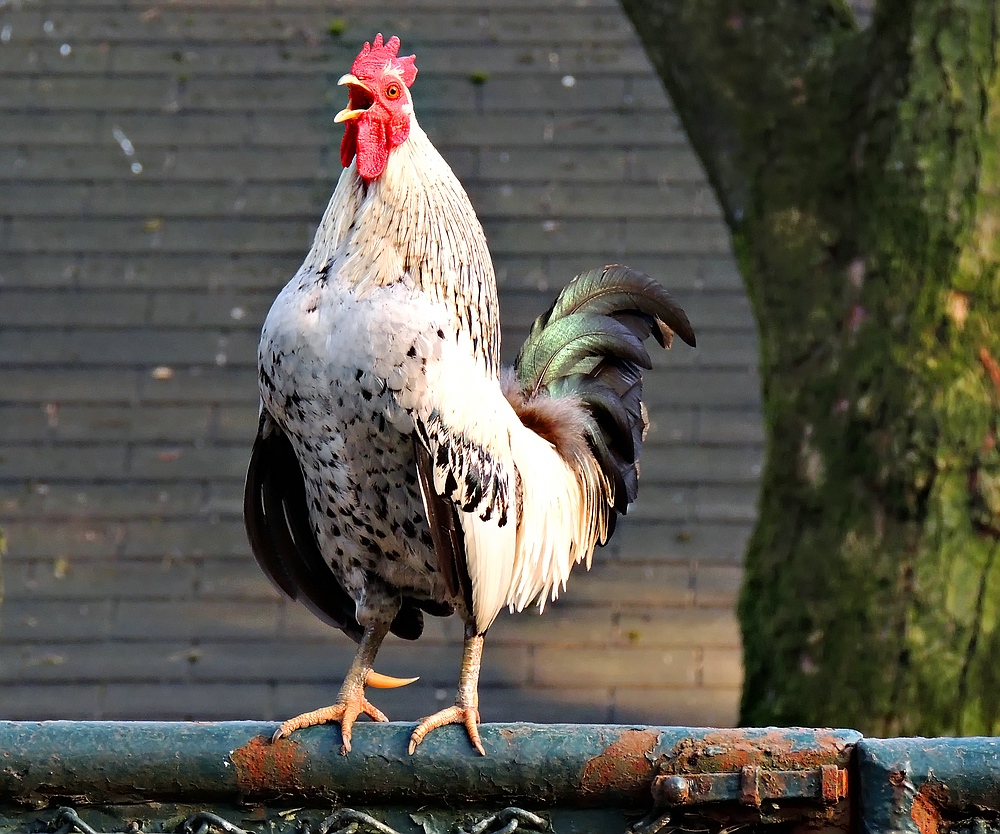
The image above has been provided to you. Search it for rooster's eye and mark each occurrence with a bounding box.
[385,83,401,100]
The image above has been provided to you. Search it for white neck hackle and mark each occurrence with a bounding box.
[301,118,502,374]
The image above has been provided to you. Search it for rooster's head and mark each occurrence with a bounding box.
[336,34,418,181]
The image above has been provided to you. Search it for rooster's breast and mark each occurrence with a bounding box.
[257,270,451,608]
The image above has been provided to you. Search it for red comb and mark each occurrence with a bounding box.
[350,34,417,88]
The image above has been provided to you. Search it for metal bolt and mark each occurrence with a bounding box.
[658,775,692,804]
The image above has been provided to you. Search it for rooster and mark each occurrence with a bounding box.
[245,34,695,756]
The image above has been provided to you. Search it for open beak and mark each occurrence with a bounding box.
[335,74,375,123]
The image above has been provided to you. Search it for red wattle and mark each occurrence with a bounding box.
[340,121,359,169]
[355,118,390,180]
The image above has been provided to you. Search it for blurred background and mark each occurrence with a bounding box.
[0,0,866,726]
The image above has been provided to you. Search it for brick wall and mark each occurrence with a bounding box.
[0,0,764,726]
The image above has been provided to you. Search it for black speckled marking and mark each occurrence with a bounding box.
[258,272,464,625]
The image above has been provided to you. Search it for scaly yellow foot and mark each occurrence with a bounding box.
[273,692,388,754]
[409,630,486,755]
[271,620,415,755]
[409,703,484,755]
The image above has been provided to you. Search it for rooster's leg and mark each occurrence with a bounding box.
[409,627,485,755]
[273,621,404,754]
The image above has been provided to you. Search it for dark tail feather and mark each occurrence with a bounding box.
[512,264,695,526]
[524,264,696,350]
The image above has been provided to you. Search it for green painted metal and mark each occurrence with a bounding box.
[0,722,859,834]
[858,737,1000,834]
[15,723,1000,834]
[0,720,642,805]
[0,722,859,807]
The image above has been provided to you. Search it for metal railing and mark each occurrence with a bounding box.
[0,721,997,834]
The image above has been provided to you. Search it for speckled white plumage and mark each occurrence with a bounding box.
[248,35,697,754]
[258,114,611,635]
[300,121,500,374]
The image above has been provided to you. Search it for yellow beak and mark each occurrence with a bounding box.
[334,74,373,123]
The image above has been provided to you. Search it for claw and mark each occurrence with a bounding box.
[273,624,396,753]
[366,669,419,689]
[408,705,485,756]
[272,697,389,754]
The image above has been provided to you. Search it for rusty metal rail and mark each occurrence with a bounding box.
[0,722,998,834]
[858,737,1000,834]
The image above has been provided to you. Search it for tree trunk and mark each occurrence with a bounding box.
[620,0,1000,734]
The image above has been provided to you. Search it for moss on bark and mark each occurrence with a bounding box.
[621,0,1000,733]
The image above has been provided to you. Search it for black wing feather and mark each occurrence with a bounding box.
[245,413,364,641]
[244,413,429,642]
